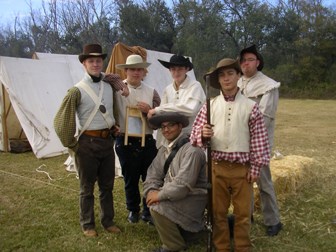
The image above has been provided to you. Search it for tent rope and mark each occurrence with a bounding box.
[0,168,78,193]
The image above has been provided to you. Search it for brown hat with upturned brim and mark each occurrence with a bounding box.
[239,44,264,71]
[148,112,189,129]
[158,55,193,71]
[78,44,107,63]
[203,58,241,89]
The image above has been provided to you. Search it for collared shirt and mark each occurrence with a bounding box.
[190,94,270,177]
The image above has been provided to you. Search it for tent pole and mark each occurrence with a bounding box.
[1,84,9,152]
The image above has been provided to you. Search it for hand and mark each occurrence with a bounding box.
[146,190,160,206]
[202,124,214,138]
[246,171,259,183]
[120,86,129,97]
[111,125,120,137]
[137,101,151,114]
[147,109,156,118]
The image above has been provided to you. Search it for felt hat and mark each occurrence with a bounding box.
[158,55,193,71]
[116,54,151,69]
[239,44,264,71]
[148,112,189,128]
[78,44,107,63]
[203,58,241,89]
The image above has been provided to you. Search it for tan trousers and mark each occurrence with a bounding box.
[212,160,252,252]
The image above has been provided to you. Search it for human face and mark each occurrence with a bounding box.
[160,122,182,142]
[218,68,240,96]
[240,52,259,78]
[169,66,189,86]
[125,68,146,86]
[82,57,103,77]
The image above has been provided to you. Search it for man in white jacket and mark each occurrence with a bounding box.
[238,44,282,236]
[147,55,205,146]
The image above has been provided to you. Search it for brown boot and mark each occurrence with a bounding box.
[105,225,121,233]
[83,229,98,237]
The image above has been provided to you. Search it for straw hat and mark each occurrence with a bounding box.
[78,44,107,63]
[116,54,151,69]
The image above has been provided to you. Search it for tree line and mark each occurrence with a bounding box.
[0,0,335,98]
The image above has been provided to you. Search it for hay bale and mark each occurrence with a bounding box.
[253,155,316,210]
[271,155,315,194]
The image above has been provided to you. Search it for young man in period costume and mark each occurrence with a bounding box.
[190,58,270,251]
[147,55,205,146]
[238,44,282,236]
[54,43,127,237]
[144,111,207,252]
[111,54,161,225]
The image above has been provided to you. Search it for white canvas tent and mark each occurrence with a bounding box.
[0,48,196,160]
[0,56,75,158]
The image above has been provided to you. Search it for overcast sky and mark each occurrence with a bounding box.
[0,0,43,25]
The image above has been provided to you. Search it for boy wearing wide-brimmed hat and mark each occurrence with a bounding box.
[111,54,161,225]
[144,111,207,252]
[238,45,282,236]
[147,55,205,146]
[54,43,128,237]
[190,58,270,251]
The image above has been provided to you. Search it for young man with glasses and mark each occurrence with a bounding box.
[238,44,282,236]
[54,44,128,237]
[144,111,207,252]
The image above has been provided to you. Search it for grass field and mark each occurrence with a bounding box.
[1,99,336,252]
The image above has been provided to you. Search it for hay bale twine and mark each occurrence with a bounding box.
[253,155,315,210]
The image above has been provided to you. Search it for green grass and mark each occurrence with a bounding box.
[1,99,336,252]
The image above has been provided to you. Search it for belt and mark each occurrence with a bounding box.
[83,129,111,139]
[212,159,248,167]
[118,134,153,139]
[116,134,154,144]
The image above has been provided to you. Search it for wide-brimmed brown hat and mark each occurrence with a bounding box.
[158,55,193,71]
[148,112,189,129]
[78,44,107,63]
[116,54,151,69]
[203,58,241,89]
[239,44,264,71]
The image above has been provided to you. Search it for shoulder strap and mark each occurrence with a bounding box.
[163,137,190,176]
[76,81,114,130]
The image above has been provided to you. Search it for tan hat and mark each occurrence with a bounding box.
[78,44,107,63]
[203,58,241,89]
[116,54,151,69]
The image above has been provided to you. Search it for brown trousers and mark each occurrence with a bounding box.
[212,160,253,252]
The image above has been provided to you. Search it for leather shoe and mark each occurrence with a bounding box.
[105,225,121,233]
[141,213,154,225]
[267,222,283,236]
[128,211,140,223]
[83,229,98,237]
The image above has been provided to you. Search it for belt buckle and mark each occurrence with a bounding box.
[101,130,110,138]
